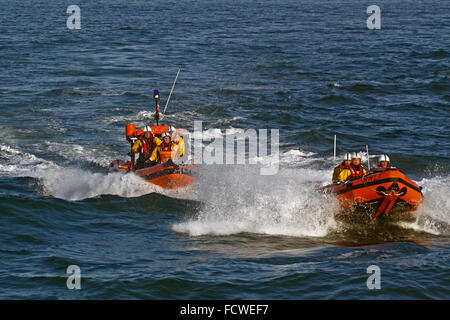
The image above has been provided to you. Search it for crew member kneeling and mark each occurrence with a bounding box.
[346,152,367,180]
[376,154,391,169]
[166,126,185,157]
[332,152,352,183]
[149,132,181,163]
[367,154,393,174]
[131,126,162,170]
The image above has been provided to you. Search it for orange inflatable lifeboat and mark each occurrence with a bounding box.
[111,86,196,190]
[321,168,423,222]
[108,125,196,190]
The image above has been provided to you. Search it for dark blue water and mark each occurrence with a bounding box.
[0,0,449,299]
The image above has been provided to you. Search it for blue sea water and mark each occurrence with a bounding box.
[0,0,449,299]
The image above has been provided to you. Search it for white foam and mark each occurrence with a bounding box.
[3,142,449,237]
[1,145,28,156]
[172,165,338,237]
[136,110,155,120]
[282,149,316,157]
[1,144,167,200]
[186,128,225,141]
[279,149,318,166]
[210,116,247,126]
[45,142,120,168]
[0,144,58,176]
[36,167,160,201]
[133,110,177,128]
[399,175,450,235]
[331,82,341,88]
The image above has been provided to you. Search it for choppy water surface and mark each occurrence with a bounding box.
[0,0,449,299]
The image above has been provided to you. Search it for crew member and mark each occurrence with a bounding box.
[376,154,391,169]
[166,126,185,157]
[346,152,367,180]
[332,152,352,183]
[131,126,162,169]
[150,132,180,163]
[127,128,143,167]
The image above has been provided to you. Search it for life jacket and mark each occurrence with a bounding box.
[140,136,157,156]
[338,162,348,169]
[160,141,174,152]
[348,164,364,179]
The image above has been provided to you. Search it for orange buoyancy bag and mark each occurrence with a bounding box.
[126,124,136,138]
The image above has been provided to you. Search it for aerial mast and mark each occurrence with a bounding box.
[153,89,160,125]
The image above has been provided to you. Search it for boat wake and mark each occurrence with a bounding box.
[172,164,339,237]
[0,144,191,201]
[398,175,450,236]
[2,143,449,237]
[173,151,450,238]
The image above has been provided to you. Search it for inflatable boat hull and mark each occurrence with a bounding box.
[109,159,196,189]
[134,162,196,189]
[321,168,423,222]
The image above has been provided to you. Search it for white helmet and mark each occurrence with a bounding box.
[378,154,390,163]
[167,125,176,133]
[351,152,361,160]
[161,132,170,139]
[143,126,152,133]
[343,152,352,161]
